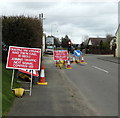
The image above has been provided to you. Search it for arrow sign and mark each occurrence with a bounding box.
[74,50,82,57]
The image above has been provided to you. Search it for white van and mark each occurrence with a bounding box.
[45,46,54,55]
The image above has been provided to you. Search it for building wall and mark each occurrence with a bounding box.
[116,27,120,57]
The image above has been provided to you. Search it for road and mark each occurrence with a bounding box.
[63,54,118,116]
[8,54,118,116]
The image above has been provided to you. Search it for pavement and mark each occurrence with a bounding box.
[96,55,120,64]
[8,55,97,116]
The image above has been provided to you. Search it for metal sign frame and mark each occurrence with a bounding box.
[11,69,33,96]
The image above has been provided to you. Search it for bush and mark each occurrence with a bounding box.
[2,16,43,63]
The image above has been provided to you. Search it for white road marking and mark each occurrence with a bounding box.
[92,66,109,73]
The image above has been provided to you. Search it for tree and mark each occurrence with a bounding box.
[54,37,60,48]
[61,35,71,48]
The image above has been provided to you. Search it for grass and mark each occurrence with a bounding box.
[2,63,21,116]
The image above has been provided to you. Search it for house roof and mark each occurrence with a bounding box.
[88,38,107,46]
[82,39,89,46]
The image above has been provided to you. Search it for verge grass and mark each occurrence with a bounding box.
[2,63,21,116]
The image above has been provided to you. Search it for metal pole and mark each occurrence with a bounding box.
[30,70,33,96]
[11,69,15,90]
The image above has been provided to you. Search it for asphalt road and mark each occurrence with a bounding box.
[64,54,118,116]
[8,54,118,116]
[8,55,97,116]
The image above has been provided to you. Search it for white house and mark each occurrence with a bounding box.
[115,25,120,57]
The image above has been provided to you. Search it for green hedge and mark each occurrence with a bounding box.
[2,16,43,63]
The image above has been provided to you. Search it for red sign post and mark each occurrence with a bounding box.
[6,46,41,70]
[53,50,68,60]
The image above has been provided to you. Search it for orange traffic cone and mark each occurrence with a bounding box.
[72,56,76,64]
[80,56,87,64]
[37,65,48,85]
[66,59,72,69]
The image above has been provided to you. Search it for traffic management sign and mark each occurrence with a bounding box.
[74,50,82,57]
[54,50,68,60]
[6,46,41,70]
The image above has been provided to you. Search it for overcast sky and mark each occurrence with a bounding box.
[0,0,119,44]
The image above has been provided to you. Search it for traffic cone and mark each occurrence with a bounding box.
[72,56,76,64]
[56,60,60,67]
[63,60,67,65]
[66,59,72,69]
[37,65,48,85]
[70,56,73,63]
[80,56,87,64]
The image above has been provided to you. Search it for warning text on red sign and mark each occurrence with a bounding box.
[54,50,68,60]
[6,46,41,70]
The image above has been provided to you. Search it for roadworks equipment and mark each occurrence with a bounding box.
[66,59,72,69]
[72,56,76,64]
[76,59,80,63]
[37,65,48,85]
[56,60,60,67]
[58,60,64,69]
[13,88,25,97]
[18,73,31,82]
[80,56,87,64]
[63,60,67,65]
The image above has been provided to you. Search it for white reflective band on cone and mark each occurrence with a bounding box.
[40,69,45,77]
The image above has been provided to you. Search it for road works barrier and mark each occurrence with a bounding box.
[37,65,48,85]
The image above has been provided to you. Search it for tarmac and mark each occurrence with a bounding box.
[96,55,120,64]
[7,55,97,116]
[6,54,119,117]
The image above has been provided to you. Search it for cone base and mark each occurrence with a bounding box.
[37,82,48,85]
[66,67,72,69]
[76,60,80,63]
[72,61,76,64]
[80,62,87,64]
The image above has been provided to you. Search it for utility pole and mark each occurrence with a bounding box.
[39,13,45,63]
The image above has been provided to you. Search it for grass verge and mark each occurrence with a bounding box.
[2,63,21,116]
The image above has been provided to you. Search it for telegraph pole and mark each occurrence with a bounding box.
[39,13,45,65]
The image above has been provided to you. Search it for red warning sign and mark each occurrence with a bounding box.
[6,46,41,70]
[54,50,68,60]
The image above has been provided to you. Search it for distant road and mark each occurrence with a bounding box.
[64,54,118,116]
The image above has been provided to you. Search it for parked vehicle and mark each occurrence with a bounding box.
[45,46,54,55]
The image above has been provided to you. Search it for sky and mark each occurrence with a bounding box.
[0,0,119,44]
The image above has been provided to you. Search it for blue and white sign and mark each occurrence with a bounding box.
[74,50,82,57]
